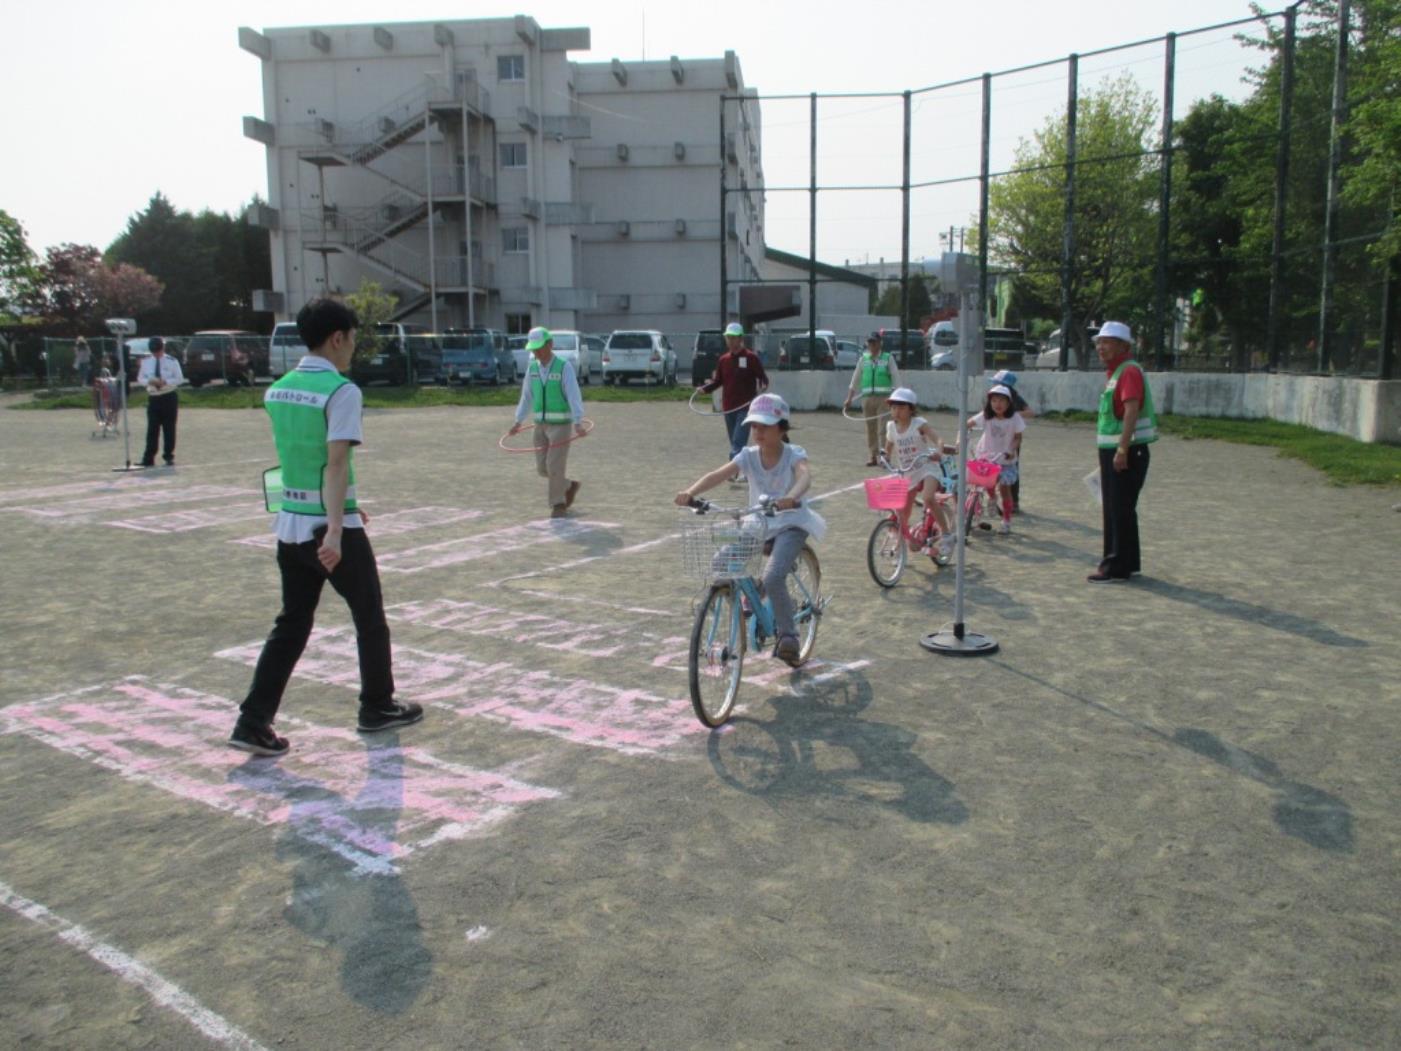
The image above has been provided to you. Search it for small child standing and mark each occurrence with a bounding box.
[675,393,825,666]
[883,387,953,557]
[967,384,1025,535]
[990,369,1033,512]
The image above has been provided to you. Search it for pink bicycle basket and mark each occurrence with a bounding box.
[864,475,911,510]
[966,459,1002,489]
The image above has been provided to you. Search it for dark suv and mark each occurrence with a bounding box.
[184,331,267,387]
[690,329,725,385]
[879,328,927,370]
[440,331,514,386]
[778,335,836,371]
[352,324,441,386]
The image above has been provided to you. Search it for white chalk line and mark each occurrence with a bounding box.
[482,480,866,590]
[0,880,269,1051]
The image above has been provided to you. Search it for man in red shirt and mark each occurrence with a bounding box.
[1089,320,1157,583]
[698,322,769,461]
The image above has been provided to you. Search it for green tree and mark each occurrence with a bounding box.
[0,210,42,324]
[872,275,936,328]
[344,279,397,363]
[987,74,1160,357]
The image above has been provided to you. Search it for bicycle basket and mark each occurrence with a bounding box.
[680,514,764,582]
[966,459,1002,490]
[864,475,911,511]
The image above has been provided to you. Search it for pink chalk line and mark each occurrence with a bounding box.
[0,878,269,1050]
[229,506,484,549]
[376,518,622,575]
[13,484,250,519]
[385,596,870,696]
[109,506,269,533]
[0,477,175,508]
[216,630,706,757]
[0,679,561,876]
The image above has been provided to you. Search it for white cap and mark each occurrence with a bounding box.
[886,387,918,406]
[1097,320,1132,344]
[988,384,1013,398]
[742,392,790,427]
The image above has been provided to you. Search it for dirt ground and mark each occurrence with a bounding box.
[0,393,1397,1050]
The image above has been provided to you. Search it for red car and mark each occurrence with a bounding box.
[184,330,268,387]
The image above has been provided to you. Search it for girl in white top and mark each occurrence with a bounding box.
[883,388,954,555]
[675,393,825,667]
[967,383,1026,535]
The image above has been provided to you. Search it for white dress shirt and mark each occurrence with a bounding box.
[137,353,184,395]
[271,355,366,543]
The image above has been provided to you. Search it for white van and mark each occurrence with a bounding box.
[269,322,309,377]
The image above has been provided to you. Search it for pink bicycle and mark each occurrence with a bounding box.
[865,452,956,588]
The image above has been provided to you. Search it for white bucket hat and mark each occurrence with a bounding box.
[886,387,918,406]
[1097,320,1132,344]
[742,392,790,427]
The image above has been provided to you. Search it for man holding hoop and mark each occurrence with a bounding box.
[509,327,587,518]
[843,333,901,467]
[697,322,768,462]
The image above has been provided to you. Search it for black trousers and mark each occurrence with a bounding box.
[1098,444,1150,577]
[239,526,395,728]
[142,393,178,463]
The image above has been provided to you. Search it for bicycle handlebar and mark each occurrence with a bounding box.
[686,494,800,517]
[877,451,938,475]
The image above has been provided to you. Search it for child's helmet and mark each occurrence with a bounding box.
[886,386,918,407]
[991,369,1018,387]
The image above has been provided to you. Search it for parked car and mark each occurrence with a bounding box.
[930,349,959,370]
[583,334,606,377]
[834,338,862,370]
[929,321,960,350]
[984,327,1032,370]
[690,329,725,385]
[1034,326,1098,369]
[602,330,678,385]
[444,328,516,384]
[352,324,440,386]
[269,322,309,378]
[879,328,927,369]
[184,330,267,387]
[508,335,530,375]
[440,332,511,386]
[547,330,593,384]
[778,332,836,371]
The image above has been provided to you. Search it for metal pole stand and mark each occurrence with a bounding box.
[921,260,999,658]
[107,322,143,473]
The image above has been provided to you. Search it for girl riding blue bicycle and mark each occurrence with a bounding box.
[675,393,825,667]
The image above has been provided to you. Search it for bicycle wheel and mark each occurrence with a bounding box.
[688,583,745,727]
[964,492,979,540]
[788,546,823,663]
[866,516,906,588]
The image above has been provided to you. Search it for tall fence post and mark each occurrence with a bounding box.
[1155,33,1176,371]
[1318,0,1351,373]
[1059,55,1078,372]
[900,89,912,358]
[718,96,728,326]
[809,92,818,346]
[978,73,992,362]
[1267,4,1298,372]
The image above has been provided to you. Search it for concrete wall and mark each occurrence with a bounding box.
[765,370,1401,445]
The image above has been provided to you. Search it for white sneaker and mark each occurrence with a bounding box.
[997,521,1011,535]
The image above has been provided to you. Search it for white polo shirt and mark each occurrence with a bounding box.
[272,355,365,543]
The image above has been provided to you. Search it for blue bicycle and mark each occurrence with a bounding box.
[681,496,824,727]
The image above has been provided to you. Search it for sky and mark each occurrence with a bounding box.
[4,0,1282,264]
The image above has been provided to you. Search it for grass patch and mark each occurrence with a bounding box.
[11,380,695,412]
[1039,410,1401,487]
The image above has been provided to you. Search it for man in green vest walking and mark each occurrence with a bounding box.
[1089,320,1157,583]
[229,299,422,756]
[843,333,902,466]
[508,327,587,518]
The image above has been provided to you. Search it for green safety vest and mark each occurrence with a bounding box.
[264,367,358,515]
[859,352,894,395]
[527,355,572,424]
[1097,359,1158,448]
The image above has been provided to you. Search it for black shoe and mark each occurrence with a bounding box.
[138,460,155,468]
[228,722,289,756]
[163,457,175,466]
[1086,570,1129,584]
[357,701,424,733]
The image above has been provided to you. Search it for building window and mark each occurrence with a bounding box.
[506,313,532,335]
[503,227,529,254]
[498,55,525,82]
[499,142,527,169]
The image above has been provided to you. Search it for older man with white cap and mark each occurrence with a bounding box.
[1089,320,1157,582]
[509,327,588,518]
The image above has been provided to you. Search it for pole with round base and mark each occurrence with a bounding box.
[921,266,999,659]
[105,320,143,473]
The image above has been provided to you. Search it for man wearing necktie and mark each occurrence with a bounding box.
[137,336,183,467]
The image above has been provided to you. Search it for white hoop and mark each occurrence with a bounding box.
[687,387,754,419]
[498,417,595,453]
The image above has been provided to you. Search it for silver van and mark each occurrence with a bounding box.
[269,322,309,377]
